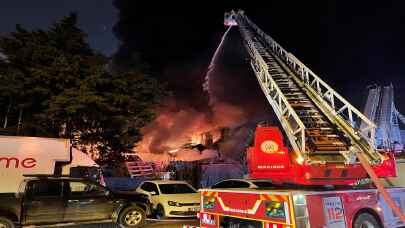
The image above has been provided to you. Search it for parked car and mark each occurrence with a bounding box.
[210,179,274,189]
[0,177,151,228]
[136,180,199,218]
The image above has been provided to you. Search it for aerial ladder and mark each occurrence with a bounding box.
[194,11,405,227]
[224,10,396,186]
[221,10,405,223]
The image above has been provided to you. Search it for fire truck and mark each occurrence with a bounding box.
[197,10,405,228]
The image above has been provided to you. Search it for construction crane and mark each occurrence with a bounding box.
[224,10,397,185]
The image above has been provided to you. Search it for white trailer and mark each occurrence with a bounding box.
[0,136,100,193]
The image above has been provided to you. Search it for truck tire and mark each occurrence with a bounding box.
[0,217,15,228]
[118,205,146,227]
[353,213,381,228]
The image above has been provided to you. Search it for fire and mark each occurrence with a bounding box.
[135,100,246,158]
[168,148,179,154]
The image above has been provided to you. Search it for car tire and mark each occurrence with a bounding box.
[0,217,15,228]
[353,213,381,228]
[155,204,167,219]
[118,205,146,228]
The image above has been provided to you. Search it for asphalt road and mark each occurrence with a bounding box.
[29,219,199,228]
[144,219,199,227]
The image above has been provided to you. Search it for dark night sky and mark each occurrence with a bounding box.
[113,1,405,113]
[1,1,404,113]
[0,0,118,55]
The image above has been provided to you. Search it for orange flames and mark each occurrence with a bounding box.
[135,99,246,154]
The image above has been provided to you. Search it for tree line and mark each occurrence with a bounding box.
[0,13,166,165]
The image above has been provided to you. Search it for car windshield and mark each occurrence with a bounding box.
[158,184,196,194]
[252,181,273,188]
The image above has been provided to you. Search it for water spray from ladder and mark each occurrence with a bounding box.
[203,26,233,106]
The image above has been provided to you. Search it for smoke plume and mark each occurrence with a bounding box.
[113,1,274,160]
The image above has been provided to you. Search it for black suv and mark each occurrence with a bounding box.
[0,177,150,228]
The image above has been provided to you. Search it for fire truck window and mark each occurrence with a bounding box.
[211,180,233,188]
[231,181,250,188]
[30,180,62,198]
[252,181,273,188]
[212,180,250,188]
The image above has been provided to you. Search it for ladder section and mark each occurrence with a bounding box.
[238,23,306,161]
[229,10,385,164]
[262,51,351,160]
[245,25,351,163]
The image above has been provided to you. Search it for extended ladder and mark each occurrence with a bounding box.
[224,10,405,221]
[225,10,386,166]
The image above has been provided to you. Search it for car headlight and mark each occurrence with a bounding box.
[168,201,180,207]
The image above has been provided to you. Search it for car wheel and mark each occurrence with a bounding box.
[0,217,15,228]
[155,204,167,219]
[353,213,381,228]
[118,206,146,227]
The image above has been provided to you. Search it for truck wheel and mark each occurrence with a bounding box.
[0,217,15,228]
[155,204,167,219]
[118,206,146,227]
[353,213,381,228]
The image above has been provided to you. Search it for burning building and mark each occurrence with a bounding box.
[114,1,274,167]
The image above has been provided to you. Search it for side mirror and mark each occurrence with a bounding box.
[15,192,22,199]
[149,191,157,196]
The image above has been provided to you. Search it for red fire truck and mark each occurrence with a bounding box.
[197,127,405,228]
[196,10,405,228]
[198,186,405,228]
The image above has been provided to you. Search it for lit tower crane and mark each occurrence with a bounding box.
[224,10,396,186]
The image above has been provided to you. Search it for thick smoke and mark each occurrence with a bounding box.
[132,30,273,159]
[113,1,273,159]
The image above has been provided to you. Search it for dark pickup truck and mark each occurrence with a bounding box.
[0,177,151,228]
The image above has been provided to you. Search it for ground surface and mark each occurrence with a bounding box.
[29,219,199,228]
